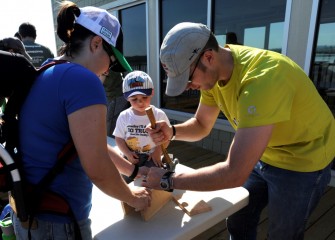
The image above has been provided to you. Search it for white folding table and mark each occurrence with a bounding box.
[89,138,249,240]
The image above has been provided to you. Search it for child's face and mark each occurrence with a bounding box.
[128,94,152,113]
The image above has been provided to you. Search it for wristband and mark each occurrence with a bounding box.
[170,125,176,141]
[128,164,139,181]
[160,171,175,192]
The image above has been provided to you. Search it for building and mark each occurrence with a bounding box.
[52,0,335,156]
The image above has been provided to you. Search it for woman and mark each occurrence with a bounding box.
[12,1,151,239]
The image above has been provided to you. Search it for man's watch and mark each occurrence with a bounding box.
[160,171,175,192]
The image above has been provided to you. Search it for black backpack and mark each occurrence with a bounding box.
[0,50,36,217]
[0,51,80,238]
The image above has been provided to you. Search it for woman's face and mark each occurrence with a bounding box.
[89,36,114,76]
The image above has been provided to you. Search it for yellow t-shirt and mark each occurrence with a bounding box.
[201,45,335,172]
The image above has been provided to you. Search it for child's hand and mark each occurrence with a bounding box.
[149,151,163,167]
[125,152,140,164]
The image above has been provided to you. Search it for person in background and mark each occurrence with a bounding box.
[102,70,124,103]
[14,32,22,41]
[100,69,130,136]
[12,2,151,239]
[226,32,242,45]
[113,71,170,183]
[18,22,55,67]
[144,22,335,239]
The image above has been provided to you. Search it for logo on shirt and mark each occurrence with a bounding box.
[248,106,257,115]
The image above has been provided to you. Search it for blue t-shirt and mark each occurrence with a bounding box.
[19,61,107,222]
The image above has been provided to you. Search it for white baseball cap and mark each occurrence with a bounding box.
[123,71,154,99]
[76,6,132,72]
[160,22,210,96]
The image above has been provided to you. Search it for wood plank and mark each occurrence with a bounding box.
[304,187,335,239]
[141,190,172,221]
[306,187,335,229]
[304,204,335,239]
[191,154,225,169]
[173,193,212,216]
[121,189,172,221]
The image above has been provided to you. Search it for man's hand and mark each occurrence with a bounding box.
[145,120,172,145]
[138,166,150,178]
[141,167,168,190]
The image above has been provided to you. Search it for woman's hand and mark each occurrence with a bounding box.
[127,187,152,211]
[125,152,140,164]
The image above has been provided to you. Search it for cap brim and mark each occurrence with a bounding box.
[124,89,153,99]
[111,45,132,72]
[165,68,190,96]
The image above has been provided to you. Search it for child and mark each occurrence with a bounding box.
[113,71,170,182]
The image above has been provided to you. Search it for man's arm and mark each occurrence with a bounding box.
[143,124,273,191]
[146,103,220,144]
[175,103,221,141]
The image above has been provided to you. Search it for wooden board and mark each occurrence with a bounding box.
[141,189,172,221]
[121,189,172,221]
[172,193,212,216]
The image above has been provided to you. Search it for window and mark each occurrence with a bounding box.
[119,3,147,72]
[310,0,335,114]
[213,0,286,52]
[160,0,207,113]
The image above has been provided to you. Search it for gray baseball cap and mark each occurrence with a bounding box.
[160,22,210,96]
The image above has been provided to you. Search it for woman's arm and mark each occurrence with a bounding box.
[68,104,150,210]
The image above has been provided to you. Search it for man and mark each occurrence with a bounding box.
[19,22,54,67]
[143,22,335,239]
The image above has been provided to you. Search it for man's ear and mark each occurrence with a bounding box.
[203,49,213,65]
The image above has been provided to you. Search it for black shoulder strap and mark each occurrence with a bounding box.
[37,140,77,190]
[36,59,68,72]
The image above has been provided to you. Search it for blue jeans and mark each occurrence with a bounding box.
[12,213,92,240]
[227,160,331,240]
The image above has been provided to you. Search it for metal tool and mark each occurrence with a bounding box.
[145,107,178,171]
